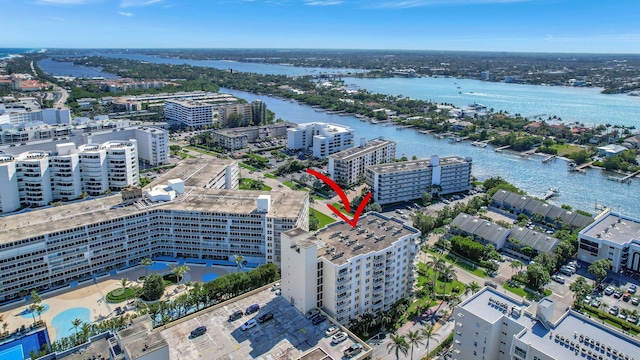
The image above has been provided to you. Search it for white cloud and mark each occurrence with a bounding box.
[118,11,134,16]
[371,0,530,9]
[120,0,162,7]
[305,0,342,5]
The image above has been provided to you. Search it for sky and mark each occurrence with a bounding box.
[1,0,639,53]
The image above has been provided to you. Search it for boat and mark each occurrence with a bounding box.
[471,141,488,148]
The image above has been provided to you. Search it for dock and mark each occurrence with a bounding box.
[607,171,640,184]
[542,188,560,200]
[494,145,511,152]
[541,155,556,163]
[622,170,640,181]
[520,149,537,157]
[576,161,593,170]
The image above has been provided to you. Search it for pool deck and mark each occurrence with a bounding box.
[0,263,234,342]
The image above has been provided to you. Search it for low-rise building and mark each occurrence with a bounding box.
[287,122,354,158]
[366,155,472,205]
[492,190,593,229]
[328,138,396,186]
[281,212,420,324]
[451,287,640,360]
[578,211,640,272]
[210,123,290,150]
[449,213,509,249]
[164,99,217,128]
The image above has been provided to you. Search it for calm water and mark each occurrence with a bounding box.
[222,88,640,218]
[38,57,117,79]
[38,52,365,77]
[346,77,640,128]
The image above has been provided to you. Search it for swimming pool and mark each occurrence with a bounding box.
[0,329,50,360]
[201,273,219,282]
[20,303,50,319]
[51,307,91,341]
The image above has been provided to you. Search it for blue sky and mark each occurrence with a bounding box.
[2,0,639,53]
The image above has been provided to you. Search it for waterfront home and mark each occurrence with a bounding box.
[598,144,628,157]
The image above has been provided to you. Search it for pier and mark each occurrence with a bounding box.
[542,187,560,200]
[494,145,511,152]
[541,155,556,163]
[608,171,640,184]
[519,149,538,157]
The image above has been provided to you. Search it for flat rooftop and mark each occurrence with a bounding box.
[158,288,367,360]
[147,158,237,189]
[314,212,420,265]
[367,155,469,174]
[0,189,307,243]
[327,138,394,161]
[582,213,640,245]
[460,286,532,325]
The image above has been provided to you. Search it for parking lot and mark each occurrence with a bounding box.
[160,288,364,359]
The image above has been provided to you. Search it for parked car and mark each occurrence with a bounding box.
[275,289,281,295]
[325,326,339,337]
[331,332,348,344]
[590,299,601,308]
[627,315,639,325]
[629,284,637,294]
[617,313,627,321]
[306,308,320,319]
[484,281,497,289]
[552,274,565,284]
[623,293,631,302]
[632,297,640,306]
[344,343,364,358]
[245,304,260,315]
[609,306,619,316]
[312,314,327,325]
[613,291,623,299]
[583,295,592,304]
[604,286,615,296]
[241,319,257,330]
[271,283,281,291]
[258,312,274,323]
[228,310,243,322]
[190,326,206,338]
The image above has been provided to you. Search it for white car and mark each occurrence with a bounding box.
[331,331,348,344]
[271,283,281,291]
[325,326,339,336]
[241,319,257,330]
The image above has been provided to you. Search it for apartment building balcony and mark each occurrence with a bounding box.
[336,277,351,286]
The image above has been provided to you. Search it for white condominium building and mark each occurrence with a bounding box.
[578,212,640,273]
[164,99,216,128]
[366,155,473,205]
[281,212,420,324]
[286,122,354,158]
[0,141,139,213]
[452,287,640,360]
[90,127,169,166]
[328,138,396,186]
[0,187,308,304]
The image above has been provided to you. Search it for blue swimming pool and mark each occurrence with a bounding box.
[148,262,169,271]
[51,307,91,341]
[0,328,50,360]
[20,303,50,319]
[201,273,219,282]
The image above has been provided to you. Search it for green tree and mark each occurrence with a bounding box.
[233,254,245,273]
[526,263,550,290]
[120,278,128,292]
[405,330,425,360]
[142,273,165,301]
[421,191,433,206]
[387,333,410,360]
[422,326,440,360]
[569,276,593,309]
[141,258,153,278]
[71,318,83,344]
[172,265,190,283]
[588,259,611,284]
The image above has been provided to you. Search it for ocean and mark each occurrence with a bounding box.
[0,48,45,60]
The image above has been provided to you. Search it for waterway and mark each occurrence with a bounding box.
[38,53,365,78]
[222,88,640,219]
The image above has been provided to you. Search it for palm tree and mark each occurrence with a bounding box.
[71,318,83,344]
[34,304,45,323]
[510,260,523,275]
[405,329,425,360]
[465,281,481,297]
[141,258,153,278]
[120,278,128,292]
[233,254,245,273]
[171,265,190,283]
[422,326,441,360]
[387,333,409,360]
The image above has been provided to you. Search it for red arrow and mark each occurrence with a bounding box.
[306,168,372,228]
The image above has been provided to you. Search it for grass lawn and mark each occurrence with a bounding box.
[330,202,351,215]
[283,181,309,191]
[105,287,143,303]
[552,143,586,156]
[406,297,438,317]
[264,173,277,179]
[503,283,527,297]
[416,263,466,295]
[425,248,486,277]
[178,152,196,159]
[239,178,272,191]
[310,208,336,228]
[162,274,180,286]
[239,163,258,171]
[311,193,327,201]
